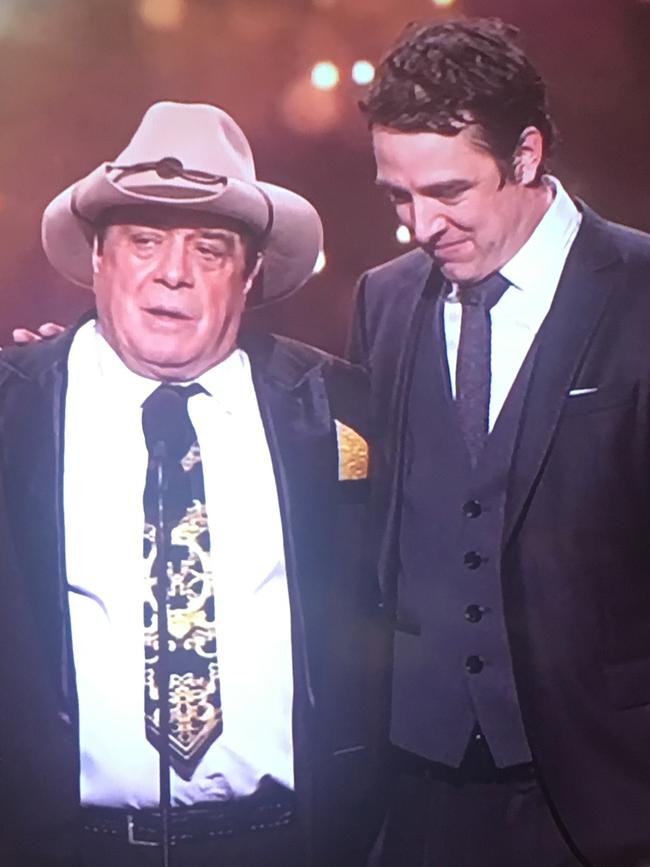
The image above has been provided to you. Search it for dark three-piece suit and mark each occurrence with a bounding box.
[0,323,384,867]
[350,203,650,867]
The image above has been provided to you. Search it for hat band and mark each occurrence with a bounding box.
[107,157,228,186]
[106,158,275,246]
[70,157,275,248]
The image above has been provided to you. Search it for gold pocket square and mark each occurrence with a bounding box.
[335,420,369,481]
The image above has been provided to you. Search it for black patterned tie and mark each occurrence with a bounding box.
[141,383,223,781]
[455,273,510,465]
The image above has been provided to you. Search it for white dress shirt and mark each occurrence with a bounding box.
[444,177,582,430]
[64,321,294,807]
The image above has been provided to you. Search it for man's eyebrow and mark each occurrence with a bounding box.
[124,224,164,232]
[375,179,473,197]
[419,179,473,197]
[375,179,405,193]
[196,229,236,245]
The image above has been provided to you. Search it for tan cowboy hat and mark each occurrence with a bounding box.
[41,101,323,305]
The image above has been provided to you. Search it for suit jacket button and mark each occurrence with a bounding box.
[465,655,484,674]
[464,551,483,569]
[462,500,482,518]
[465,604,484,623]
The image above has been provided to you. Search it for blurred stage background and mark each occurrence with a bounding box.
[1,0,648,354]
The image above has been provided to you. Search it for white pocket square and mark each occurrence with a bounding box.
[568,387,598,396]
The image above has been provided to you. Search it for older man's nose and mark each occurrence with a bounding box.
[155,237,193,289]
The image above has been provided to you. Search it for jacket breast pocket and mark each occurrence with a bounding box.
[338,477,370,503]
[603,656,650,709]
[561,381,638,417]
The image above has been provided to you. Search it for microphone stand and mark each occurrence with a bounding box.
[153,440,172,867]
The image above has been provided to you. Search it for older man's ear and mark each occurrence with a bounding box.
[11,322,65,344]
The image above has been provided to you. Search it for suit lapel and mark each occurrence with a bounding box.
[376,265,445,599]
[504,206,624,545]
[241,331,338,704]
[242,331,341,824]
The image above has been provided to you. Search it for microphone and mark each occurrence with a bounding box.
[142,385,189,463]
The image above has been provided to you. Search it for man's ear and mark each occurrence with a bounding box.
[243,253,264,295]
[512,126,545,185]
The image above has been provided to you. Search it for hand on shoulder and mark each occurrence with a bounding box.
[10,322,65,346]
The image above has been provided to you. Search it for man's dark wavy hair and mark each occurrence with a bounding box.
[360,18,556,179]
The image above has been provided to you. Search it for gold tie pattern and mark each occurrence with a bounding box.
[142,384,223,781]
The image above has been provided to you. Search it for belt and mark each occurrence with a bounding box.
[81,781,296,847]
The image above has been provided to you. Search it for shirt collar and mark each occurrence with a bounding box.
[193,348,252,415]
[91,322,251,415]
[500,175,582,297]
[446,176,581,306]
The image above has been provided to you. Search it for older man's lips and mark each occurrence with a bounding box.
[143,307,195,329]
[144,307,193,320]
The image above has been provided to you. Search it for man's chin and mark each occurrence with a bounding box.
[121,348,201,382]
[440,264,477,285]
[438,258,496,286]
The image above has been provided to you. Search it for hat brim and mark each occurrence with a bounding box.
[41,165,323,306]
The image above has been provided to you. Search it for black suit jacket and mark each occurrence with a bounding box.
[349,204,650,867]
[0,323,383,866]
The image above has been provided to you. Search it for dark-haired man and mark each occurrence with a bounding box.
[351,18,650,867]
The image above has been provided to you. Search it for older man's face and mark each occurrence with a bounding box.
[92,207,259,381]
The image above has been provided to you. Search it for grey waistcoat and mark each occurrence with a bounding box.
[391,296,534,767]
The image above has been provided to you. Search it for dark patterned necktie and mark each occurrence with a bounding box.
[141,383,223,781]
[455,272,510,465]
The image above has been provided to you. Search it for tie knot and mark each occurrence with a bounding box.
[142,383,204,461]
[458,272,509,310]
[160,382,205,401]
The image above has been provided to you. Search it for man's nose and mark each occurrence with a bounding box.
[155,237,193,289]
[411,199,447,246]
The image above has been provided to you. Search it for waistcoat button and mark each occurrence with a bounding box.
[462,499,482,518]
[465,655,484,674]
[464,551,483,569]
[465,604,483,623]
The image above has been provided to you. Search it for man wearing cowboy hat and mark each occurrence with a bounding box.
[0,101,381,867]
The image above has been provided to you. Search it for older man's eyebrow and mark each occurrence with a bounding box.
[197,229,237,248]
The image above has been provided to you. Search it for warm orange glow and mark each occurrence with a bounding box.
[137,0,187,32]
[281,78,341,134]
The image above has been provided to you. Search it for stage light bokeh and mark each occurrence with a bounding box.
[0,0,648,356]
[311,61,341,91]
[396,225,412,245]
[352,60,375,84]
